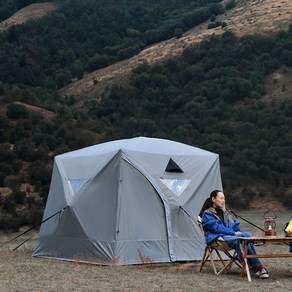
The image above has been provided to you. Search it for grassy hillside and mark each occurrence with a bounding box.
[0,0,291,231]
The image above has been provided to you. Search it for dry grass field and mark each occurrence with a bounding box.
[1,210,292,291]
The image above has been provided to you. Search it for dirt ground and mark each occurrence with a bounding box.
[1,210,292,291]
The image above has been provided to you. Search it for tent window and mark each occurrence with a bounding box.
[67,178,90,196]
[159,177,191,197]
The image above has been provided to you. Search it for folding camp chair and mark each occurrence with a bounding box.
[197,216,242,275]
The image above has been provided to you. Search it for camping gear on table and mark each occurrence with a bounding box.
[285,220,292,237]
[264,210,277,237]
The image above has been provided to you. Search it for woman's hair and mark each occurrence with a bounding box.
[198,190,222,218]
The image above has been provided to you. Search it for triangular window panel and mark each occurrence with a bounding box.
[160,177,191,197]
[165,158,184,173]
[67,178,91,196]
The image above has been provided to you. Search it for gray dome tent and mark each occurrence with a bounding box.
[33,137,222,265]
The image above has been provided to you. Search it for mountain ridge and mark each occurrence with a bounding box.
[1,0,291,104]
[59,0,292,102]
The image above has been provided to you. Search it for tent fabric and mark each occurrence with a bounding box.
[33,137,223,265]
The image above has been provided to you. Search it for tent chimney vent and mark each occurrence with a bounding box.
[165,158,184,173]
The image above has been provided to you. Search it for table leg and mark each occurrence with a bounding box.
[240,241,252,281]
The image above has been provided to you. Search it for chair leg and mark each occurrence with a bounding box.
[199,246,241,275]
[212,249,232,275]
[210,249,222,274]
[199,247,226,275]
[217,242,242,270]
[198,247,209,272]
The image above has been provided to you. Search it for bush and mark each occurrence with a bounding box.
[279,190,292,209]
[0,172,5,186]
[4,175,21,190]
[242,188,256,201]
[0,143,16,163]
[227,192,250,209]
[29,163,52,185]
[0,213,20,232]
[225,0,236,10]
[22,207,43,227]
[207,21,222,29]
[13,190,26,204]
[6,103,29,119]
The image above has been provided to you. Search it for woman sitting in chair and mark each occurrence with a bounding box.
[199,189,269,279]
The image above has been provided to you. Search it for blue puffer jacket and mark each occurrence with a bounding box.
[202,207,241,245]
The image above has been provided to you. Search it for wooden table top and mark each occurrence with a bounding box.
[238,236,292,242]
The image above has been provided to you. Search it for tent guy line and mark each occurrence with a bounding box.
[0,206,69,250]
[228,209,266,232]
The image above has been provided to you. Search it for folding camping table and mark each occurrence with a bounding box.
[238,236,292,281]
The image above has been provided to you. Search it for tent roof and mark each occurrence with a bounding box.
[59,137,216,158]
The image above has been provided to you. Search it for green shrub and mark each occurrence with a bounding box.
[13,190,26,204]
[227,192,250,209]
[225,0,236,10]
[0,214,20,232]
[207,21,222,29]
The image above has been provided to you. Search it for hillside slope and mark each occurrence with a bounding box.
[0,0,291,101]
[0,2,60,31]
[59,0,292,101]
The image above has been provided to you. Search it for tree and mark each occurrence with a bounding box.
[280,49,292,66]
[86,54,111,72]
[70,60,84,79]
[55,70,72,88]
[174,28,183,39]
[225,0,236,10]
[6,103,29,119]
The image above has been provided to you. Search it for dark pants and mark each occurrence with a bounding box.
[222,232,261,268]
